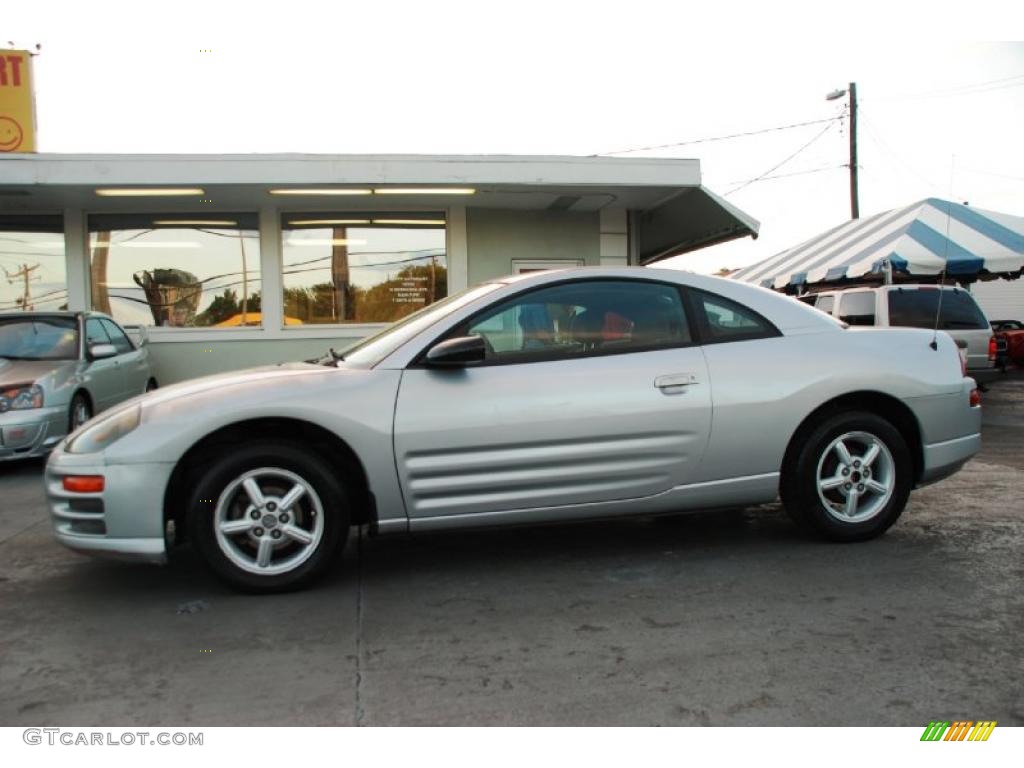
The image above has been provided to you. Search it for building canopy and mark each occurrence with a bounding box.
[732,198,1024,291]
[0,153,759,262]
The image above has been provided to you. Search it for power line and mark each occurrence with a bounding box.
[857,109,946,194]
[592,117,840,156]
[870,73,1024,102]
[724,121,838,197]
[719,164,843,188]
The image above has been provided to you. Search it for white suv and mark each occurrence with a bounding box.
[807,285,998,384]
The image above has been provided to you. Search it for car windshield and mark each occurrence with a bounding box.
[0,317,79,361]
[887,288,988,330]
[336,283,501,367]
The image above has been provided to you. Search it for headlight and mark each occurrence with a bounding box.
[0,384,43,413]
[65,404,141,454]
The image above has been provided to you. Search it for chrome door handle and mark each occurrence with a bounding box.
[654,373,698,392]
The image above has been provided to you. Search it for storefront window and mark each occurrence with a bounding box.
[0,215,67,312]
[281,213,447,325]
[88,214,261,328]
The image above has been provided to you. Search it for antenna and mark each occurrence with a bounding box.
[929,160,956,351]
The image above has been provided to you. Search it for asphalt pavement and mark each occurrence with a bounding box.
[1,377,1021,726]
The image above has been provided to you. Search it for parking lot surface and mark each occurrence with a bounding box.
[1,379,1022,726]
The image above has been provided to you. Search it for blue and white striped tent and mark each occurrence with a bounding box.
[731,198,1024,290]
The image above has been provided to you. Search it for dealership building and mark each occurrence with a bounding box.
[0,153,758,383]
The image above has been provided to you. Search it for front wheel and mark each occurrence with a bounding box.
[68,393,92,433]
[781,411,912,542]
[188,441,349,592]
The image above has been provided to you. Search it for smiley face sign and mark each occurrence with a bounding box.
[0,115,24,151]
[0,50,36,153]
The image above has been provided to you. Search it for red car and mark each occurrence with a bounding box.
[991,320,1024,370]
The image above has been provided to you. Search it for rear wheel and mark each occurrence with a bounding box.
[781,411,912,542]
[188,441,348,592]
[68,393,92,433]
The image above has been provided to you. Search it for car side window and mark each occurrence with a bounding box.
[85,318,111,348]
[100,319,135,354]
[837,292,876,325]
[692,289,779,343]
[453,280,692,364]
[815,295,835,314]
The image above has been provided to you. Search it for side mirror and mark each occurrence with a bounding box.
[89,343,118,360]
[425,335,486,367]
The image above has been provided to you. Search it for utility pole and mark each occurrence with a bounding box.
[848,82,859,220]
[5,262,40,310]
[826,81,860,219]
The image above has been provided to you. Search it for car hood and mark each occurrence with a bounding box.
[0,358,75,387]
[140,361,342,410]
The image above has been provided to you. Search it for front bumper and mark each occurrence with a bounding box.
[45,445,174,564]
[0,406,66,461]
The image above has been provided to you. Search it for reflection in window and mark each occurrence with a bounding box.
[88,214,261,328]
[696,290,778,341]
[0,215,67,312]
[464,280,690,363]
[281,213,447,325]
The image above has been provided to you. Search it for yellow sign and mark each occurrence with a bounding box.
[0,50,36,153]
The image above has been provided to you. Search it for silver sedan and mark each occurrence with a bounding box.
[1,311,157,461]
[44,269,981,592]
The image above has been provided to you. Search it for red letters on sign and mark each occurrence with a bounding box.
[0,55,24,87]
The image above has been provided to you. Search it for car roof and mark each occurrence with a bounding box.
[482,266,840,334]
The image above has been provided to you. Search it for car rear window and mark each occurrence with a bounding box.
[887,288,988,330]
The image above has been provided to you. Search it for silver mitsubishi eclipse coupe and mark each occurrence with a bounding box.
[45,268,981,592]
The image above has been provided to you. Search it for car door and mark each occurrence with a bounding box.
[101,318,148,397]
[393,279,712,521]
[82,318,124,412]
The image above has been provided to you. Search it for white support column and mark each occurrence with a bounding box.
[259,207,284,337]
[599,208,629,267]
[447,205,469,291]
[63,208,89,311]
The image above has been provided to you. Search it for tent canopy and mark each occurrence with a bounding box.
[731,198,1024,291]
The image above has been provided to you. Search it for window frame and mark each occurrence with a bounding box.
[84,317,112,349]
[411,276,700,368]
[100,318,136,354]
[278,209,450,329]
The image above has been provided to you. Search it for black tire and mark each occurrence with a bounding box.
[68,392,92,433]
[187,440,349,593]
[780,411,912,542]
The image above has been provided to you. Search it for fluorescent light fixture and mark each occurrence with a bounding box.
[373,188,475,195]
[286,219,371,226]
[118,242,202,249]
[284,238,368,247]
[152,219,238,226]
[95,188,204,197]
[269,188,372,196]
[29,241,66,249]
[372,219,446,226]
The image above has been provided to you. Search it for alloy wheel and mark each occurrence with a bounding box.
[213,467,326,576]
[815,430,895,524]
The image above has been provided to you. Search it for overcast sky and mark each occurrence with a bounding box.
[7,2,1024,274]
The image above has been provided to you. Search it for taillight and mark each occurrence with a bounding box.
[988,335,997,362]
[970,389,982,407]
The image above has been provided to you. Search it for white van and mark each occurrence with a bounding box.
[808,285,998,384]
